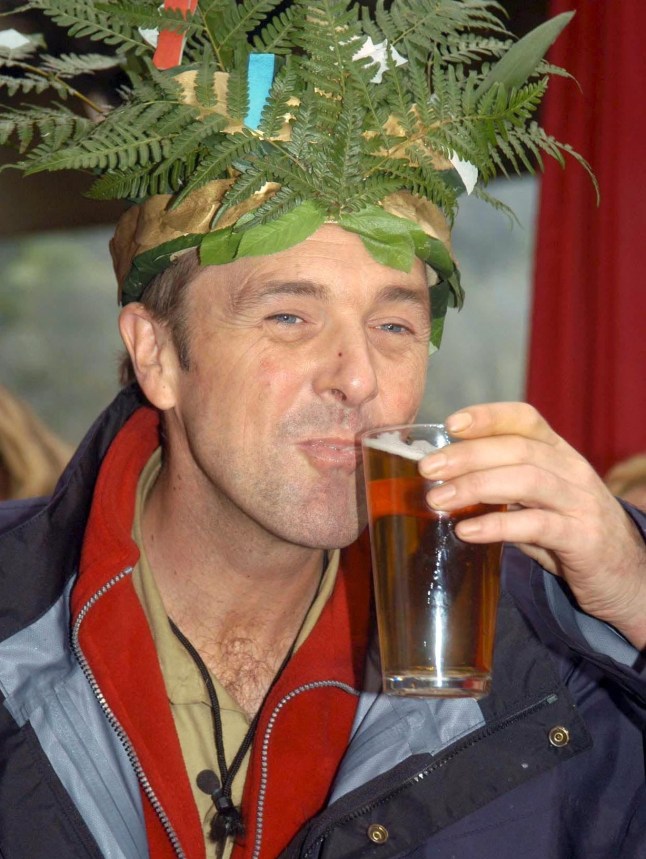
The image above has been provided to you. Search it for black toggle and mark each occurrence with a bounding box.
[196,769,221,796]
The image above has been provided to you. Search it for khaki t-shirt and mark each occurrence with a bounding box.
[131,449,339,857]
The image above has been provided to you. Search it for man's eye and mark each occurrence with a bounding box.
[268,313,303,325]
[379,322,410,334]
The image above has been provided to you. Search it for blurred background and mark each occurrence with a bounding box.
[1,1,644,488]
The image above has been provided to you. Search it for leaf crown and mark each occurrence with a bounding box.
[0,0,594,348]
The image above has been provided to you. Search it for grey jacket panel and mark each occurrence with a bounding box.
[329,640,484,803]
[0,581,148,859]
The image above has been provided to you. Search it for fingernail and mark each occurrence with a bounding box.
[446,411,472,433]
[458,519,482,536]
[420,453,446,476]
[429,483,456,507]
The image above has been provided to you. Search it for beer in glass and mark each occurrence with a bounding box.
[361,424,502,698]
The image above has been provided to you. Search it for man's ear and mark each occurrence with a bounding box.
[118,304,180,410]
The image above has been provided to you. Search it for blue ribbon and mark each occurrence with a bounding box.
[245,53,276,131]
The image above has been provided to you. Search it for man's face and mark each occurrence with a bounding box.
[166,223,431,548]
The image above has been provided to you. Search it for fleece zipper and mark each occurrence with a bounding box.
[71,566,187,859]
[251,681,361,859]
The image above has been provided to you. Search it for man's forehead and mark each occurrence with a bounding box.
[227,277,430,314]
[189,224,430,312]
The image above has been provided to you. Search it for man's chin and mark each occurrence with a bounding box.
[285,515,365,552]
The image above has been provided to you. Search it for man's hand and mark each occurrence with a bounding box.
[419,402,646,650]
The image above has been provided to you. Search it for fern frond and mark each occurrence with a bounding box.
[29,0,150,54]
[23,113,171,173]
[381,60,416,138]
[0,71,56,97]
[0,103,91,151]
[370,0,506,59]
[404,37,432,127]
[280,97,320,163]
[87,146,201,198]
[257,57,301,138]
[252,5,298,55]
[225,47,249,120]
[94,2,197,36]
[40,52,122,77]
[438,35,512,65]
[201,0,285,69]
[535,59,577,82]
[371,159,459,216]
[211,165,268,224]
[240,183,300,225]
[171,133,255,206]
[471,184,517,225]
[244,145,325,202]
[86,162,155,199]
[151,111,227,177]
[143,58,186,101]
[319,86,364,203]
[292,0,363,98]
[334,176,404,213]
[195,44,217,108]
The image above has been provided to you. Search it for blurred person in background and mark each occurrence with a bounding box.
[606,454,646,512]
[0,384,71,500]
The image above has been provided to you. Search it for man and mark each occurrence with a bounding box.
[1,2,645,858]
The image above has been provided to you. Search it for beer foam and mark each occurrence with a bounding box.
[363,431,440,460]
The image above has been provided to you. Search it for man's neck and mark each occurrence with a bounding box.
[141,456,326,715]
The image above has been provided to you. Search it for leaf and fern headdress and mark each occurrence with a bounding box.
[0,0,592,348]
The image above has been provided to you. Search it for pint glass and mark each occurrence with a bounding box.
[361,424,502,698]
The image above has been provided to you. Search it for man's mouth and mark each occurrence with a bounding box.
[297,438,362,473]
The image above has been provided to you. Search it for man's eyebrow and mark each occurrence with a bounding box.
[231,280,330,312]
[374,285,429,308]
[230,280,428,313]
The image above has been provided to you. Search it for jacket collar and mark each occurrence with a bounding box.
[0,384,148,642]
[63,388,373,859]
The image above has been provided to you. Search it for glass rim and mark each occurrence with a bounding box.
[360,422,447,442]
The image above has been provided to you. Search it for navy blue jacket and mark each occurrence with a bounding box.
[1,386,646,859]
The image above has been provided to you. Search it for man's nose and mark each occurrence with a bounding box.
[312,327,379,408]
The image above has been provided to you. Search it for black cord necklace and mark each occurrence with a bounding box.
[169,552,328,855]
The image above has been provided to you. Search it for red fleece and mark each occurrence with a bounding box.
[72,406,372,859]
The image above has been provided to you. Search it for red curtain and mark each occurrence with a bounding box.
[526,0,646,475]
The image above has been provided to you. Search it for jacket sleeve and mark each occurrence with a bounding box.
[505,501,646,710]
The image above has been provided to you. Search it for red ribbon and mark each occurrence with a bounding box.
[153,0,198,70]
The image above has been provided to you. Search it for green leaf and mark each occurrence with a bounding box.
[235,198,325,257]
[413,234,455,281]
[199,226,242,265]
[357,233,415,272]
[338,205,437,273]
[338,206,418,271]
[429,279,450,351]
[475,12,574,99]
[339,204,416,243]
[122,233,203,304]
[429,270,463,353]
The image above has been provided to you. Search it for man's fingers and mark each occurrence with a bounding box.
[425,462,585,517]
[453,505,570,558]
[419,434,593,488]
[445,402,562,446]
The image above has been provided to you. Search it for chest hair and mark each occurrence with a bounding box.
[189,631,292,718]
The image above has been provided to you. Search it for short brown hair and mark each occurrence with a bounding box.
[119,249,201,386]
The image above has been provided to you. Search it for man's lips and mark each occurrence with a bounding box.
[297,438,362,472]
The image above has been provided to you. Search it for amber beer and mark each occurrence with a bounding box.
[361,426,502,698]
